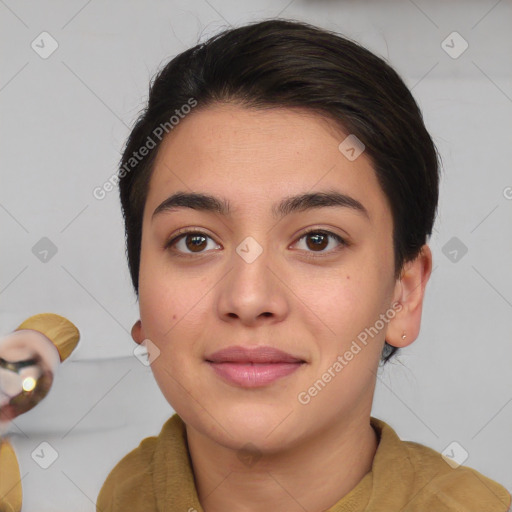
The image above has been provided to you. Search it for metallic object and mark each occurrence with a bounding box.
[0,333,56,426]
[0,314,80,512]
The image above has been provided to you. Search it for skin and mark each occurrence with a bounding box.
[131,103,432,512]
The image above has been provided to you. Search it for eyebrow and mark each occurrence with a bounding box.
[152,190,370,222]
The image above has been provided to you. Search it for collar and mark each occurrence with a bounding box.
[150,414,511,512]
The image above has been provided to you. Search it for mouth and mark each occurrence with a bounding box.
[205,345,305,364]
[205,345,306,388]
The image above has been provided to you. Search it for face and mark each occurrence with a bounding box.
[134,103,405,453]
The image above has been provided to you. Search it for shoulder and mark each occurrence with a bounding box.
[403,438,510,511]
[96,416,178,512]
[371,418,511,511]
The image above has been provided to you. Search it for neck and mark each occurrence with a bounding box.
[186,412,378,512]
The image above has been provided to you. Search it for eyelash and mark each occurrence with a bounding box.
[164,228,349,259]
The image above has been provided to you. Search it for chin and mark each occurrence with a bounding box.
[221,404,302,444]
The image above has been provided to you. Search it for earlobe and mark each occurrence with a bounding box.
[386,244,433,348]
[131,320,145,345]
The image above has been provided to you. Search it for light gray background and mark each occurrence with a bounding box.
[1,0,511,510]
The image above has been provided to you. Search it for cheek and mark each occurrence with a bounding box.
[138,249,186,337]
[305,261,390,353]
[138,261,207,366]
[139,276,200,410]
[139,282,174,341]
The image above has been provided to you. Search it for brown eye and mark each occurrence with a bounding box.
[294,230,347,254]
[305,232,329,251]
[184,233,208,252]
[165,231,220,255]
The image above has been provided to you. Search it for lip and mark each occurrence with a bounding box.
[205,345,305,364]
[205,345,306,388]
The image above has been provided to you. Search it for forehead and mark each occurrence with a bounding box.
[144,104,391,225]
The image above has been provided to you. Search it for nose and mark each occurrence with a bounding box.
[216,241,290,327]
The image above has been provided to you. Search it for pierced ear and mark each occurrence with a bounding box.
[387,244,433,348]
[131,320,145,345]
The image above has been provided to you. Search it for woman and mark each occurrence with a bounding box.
[97,18,511,512]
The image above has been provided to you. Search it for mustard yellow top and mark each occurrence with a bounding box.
[0,440,22,512]
[96,414,511,511]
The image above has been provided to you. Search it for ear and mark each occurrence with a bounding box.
[131,320,145,345]
[386,244,433,348]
